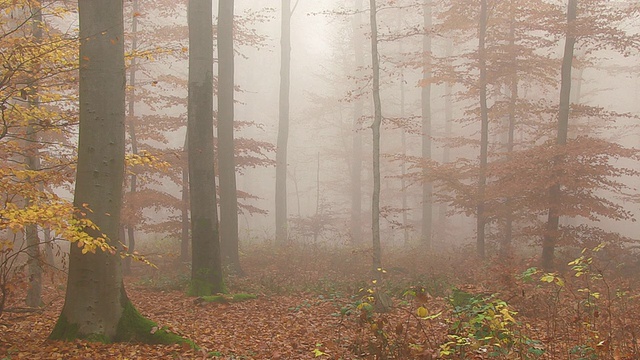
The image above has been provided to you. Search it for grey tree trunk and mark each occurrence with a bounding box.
[50,0,130,340]
[217,0,242,274]
[543,0,577,272]
[476,0,489,260]
[369,0,382,272]
[436,40,453,239]
[350,0,364,245]
[275,0,292,245]
[421,0,433,249]
[124,0,139,276]
[25,4,43,308]
[502,0,518,256]
[187,0,224,295]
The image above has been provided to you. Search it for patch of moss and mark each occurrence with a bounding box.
[187,278,215,297]
[49,314,79,341]
[115,300,196,348]
[200,293,257,304]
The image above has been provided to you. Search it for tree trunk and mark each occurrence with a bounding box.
[437,40,453,239]
[50,1,181,343]
[476,0,489,260]
[369,0,382,272]
[275,0,292,245]
[421,0,433,250]
[502,0,518,257]
[217,0,242,274]
[187,0,224,295]
[25,3,43,308]
[542,0,577,272]
[350,0,364,245]
[124,0,139,276]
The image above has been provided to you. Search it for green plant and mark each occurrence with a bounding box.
[440,289,543,359]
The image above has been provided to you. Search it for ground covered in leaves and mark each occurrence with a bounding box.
[2,243,640,359]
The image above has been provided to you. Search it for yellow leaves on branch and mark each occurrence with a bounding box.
[125,150,171,173]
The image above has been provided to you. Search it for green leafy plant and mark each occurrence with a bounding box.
[440,289,544,359]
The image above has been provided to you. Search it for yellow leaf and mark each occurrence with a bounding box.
[417,306,428,318]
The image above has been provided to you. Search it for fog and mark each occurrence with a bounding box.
[122,0,640,254]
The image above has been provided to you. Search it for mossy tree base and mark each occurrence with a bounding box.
[187,278,225,297]
[49,300,195,348]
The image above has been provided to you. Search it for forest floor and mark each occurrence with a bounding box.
[1,242,640,359]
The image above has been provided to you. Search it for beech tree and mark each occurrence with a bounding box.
[217,0,243,274]
[420,0,433,249]
[370,0,382,271]
[187,0,224,295]
[49,1,184,343]
[275,0,297,245]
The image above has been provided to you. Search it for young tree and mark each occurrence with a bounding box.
[420,0,433,249]
[50,1,183,343]
[476,0,489,259]
[351,0,365,245]
[370,0,382,271]
[187,0,224,295]
[275,0,297,245]
[542,0,577,271]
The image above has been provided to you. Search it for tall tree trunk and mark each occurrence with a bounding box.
[502,0,518,256]
[217,0,242,274]
[421,0,433,249]
[369,0,382,272]
[124,0,139,276]
[350,0,364,245]
[187,0,224,295]
[437,39,453,239]
[476,0,489,260]
[50,1,168,341]
[542,0,577,272]
[275,0,292,245]
[398,11,409,246]
[25,3,43,308]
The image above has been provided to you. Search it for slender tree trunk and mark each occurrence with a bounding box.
[542,0,577,272]
[217,0,242,274]
[437,40,453,239]
[369,0,382,272]
[187,0,224,295]
[397,11,409,246]
[476,0,489,260]
[44,227,54,269]
[25,4,43,308]
[124,0,139,276]
[421,0,433,250]
[502,0,518,256]
[275,0,292,245]
[350,0,364,245]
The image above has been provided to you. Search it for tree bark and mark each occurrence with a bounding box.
[476,0,489,260]
[50,0,163,341]
[369,0,382,272]
[187,0,224,295]
[542,0,577,272]
[350,0,364,245]
[217,0,242,274]
[421,0,433,250]
[275,0,292,245]
[25,3,43,308]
